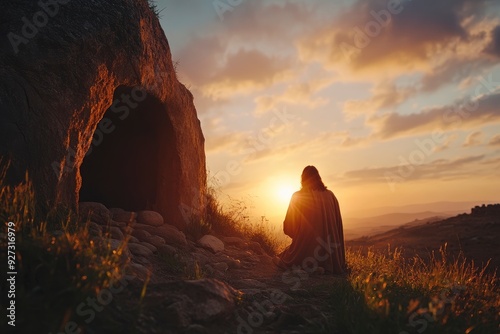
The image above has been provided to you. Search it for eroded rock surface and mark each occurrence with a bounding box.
[0,0,206,230]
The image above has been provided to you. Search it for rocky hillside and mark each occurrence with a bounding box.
[76,201,341,333]
[346,205,500,271]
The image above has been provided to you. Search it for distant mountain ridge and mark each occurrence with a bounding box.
[344,200,499,218]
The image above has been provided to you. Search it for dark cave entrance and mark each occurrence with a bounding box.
[79,85,174,211]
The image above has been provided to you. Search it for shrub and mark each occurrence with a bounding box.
[0,164,129,333]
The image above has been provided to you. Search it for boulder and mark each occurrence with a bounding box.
[131,229,151,241]
[158,244,178,257]
[140,242,158,253]
[108,226,124,240]
[144,235,166,248]
[249,241,265,255]
[137,210,164,226]
[150,225,188,247]
[79,202,111,225]
[128,263,151,281]
[212,262,229,272]
[221,236,247,248]
[161,279,240,324]
[0,0,206,230]
[110,208,136,223]
[226,258,242,269]
[132,256,152,266]
[197,235,224,253]
[128,243,154,258]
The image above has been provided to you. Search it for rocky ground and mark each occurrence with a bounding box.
[79,202,346,334]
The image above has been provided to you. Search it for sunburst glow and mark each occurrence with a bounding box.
[274,181,296,204]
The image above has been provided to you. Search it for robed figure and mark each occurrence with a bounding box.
[277,166,347,275]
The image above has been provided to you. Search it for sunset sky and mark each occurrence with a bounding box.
[156,0,500,222]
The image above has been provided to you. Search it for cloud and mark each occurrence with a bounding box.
[434,134,458,152]
[297,0,497,80]
[176,37,293,98]
[203,49,293,97]
[489,134,500,146]
[343,81,417,119]
[484,25,500,58]
[340,154,487,185]
[368,91,500,140]
[205,132,248,153]
[463,131,484,147]
[254,76,333,115]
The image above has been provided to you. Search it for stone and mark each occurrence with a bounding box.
[152,225,188,247]
[131,229,151,241]
[88,222,101,231]
[128,263,151,281]
[88,222,102,236]
[221,236,247,247]
[243,255,261,263]
[109,226,124,240]
[165,302,191,328]
[193,253,210,266]
[212,262,229,272]
[249,241,265,255]
[128,243,154,257]
[79,202,111,225]
[185,324,208,334]
[144,235,166,248]
[132,256,152,266]
[110,208,136,223]
[140,242,158,253]
[155,279,239,325]
[197,235,224,253]
[0,1,206,230]
[235,279,267,289]
[109,221,127,228]
[158,244,178,257]
[239,289,263,297]
[226,258,242,269]
[129,236,139,243]
[137,210,164,226]
[89,228,102,237]
[314,267,325,275]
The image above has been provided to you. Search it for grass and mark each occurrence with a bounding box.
[328,246,499,334]
[147,0,165,19]
[186,186,281,255]
[0,165,130,333]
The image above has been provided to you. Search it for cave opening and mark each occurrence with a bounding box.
[79,85,175,212]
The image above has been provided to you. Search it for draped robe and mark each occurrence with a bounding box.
[279,189,347,275]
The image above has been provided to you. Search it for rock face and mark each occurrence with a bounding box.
[0,0,206,230]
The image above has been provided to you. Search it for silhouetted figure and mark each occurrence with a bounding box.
[276,166,347,275]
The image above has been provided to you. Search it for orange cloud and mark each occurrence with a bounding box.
[368,92,500,140]
[343,81,417,119]
[297,0,497,81]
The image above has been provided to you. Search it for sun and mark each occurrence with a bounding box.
[275,183,296,203]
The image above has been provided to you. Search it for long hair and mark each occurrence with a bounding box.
[301,165,327,191]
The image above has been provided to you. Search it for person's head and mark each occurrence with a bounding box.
[301,165,327,191]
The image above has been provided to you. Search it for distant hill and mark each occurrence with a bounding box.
[346,204,500,272]
[343,212,450,240]
[344,200,499,218]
